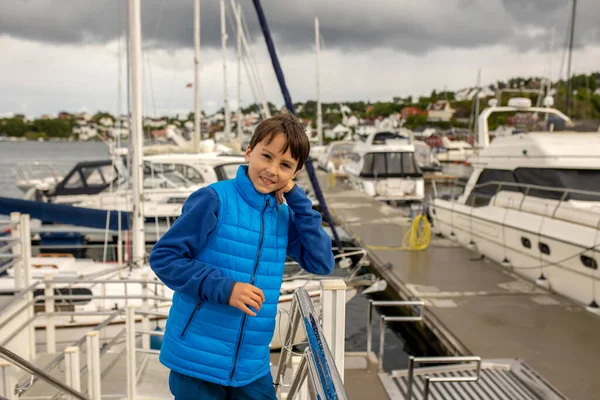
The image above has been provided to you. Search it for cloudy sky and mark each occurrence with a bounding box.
[0,0,598,118]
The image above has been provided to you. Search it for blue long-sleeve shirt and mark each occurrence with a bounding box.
[149,184,334,305]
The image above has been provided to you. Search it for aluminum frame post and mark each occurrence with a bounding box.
[9,213,22,290]
[126,305,137,400]
[64,346,81,400]
[287,354,308,400]
[141,272,150,350]
[86,331,102,400]
[0,359,15,400]
[274,297,300,389]
[44,274,56,354]
[319,279,346,381]
[19,214,35,361]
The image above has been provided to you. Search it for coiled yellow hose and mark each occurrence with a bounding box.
[368,214,431,251]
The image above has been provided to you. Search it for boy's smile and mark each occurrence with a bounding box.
[244,133,299,194]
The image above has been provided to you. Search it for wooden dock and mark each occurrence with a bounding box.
[317,171,600,400]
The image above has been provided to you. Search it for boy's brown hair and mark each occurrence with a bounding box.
[249,109,310,171]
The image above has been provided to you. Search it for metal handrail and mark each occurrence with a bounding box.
[407,355,482,400]
[438,179,600,202]
[0,242,16,254]
[0,258,21,275]
[436,179,600,226]
[15,309,124,395]
[0,221,19,230]
[0,345,86,400]
[0,281,41,319]
[473,180,600,199]
[275,288,348,400]
[366,300,425,371]
[38,294,169,302]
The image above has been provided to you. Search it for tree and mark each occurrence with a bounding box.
[0,118,28,137]
[404,114,428,130]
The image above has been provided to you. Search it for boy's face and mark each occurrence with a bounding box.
[244,133,299,194]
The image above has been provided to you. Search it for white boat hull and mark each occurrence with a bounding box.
[346,174,424,202]
[431,198,600,307]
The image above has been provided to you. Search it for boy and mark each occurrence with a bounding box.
[149,111,335,399]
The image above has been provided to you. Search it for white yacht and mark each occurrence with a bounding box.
[315,140,356,176]
[343,132,424,202]
[433,136,475,163]
[19,154,246,221]
[430,97,600,310]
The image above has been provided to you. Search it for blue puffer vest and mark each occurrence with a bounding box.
[159,166,289,387]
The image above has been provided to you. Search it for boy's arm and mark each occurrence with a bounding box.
[149,187,235,304]
[285,185,335,275]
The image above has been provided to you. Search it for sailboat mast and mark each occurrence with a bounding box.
[315,17,323,146]
[565,0,577,114]
[236,2,243,139]
[194,0,201,152]
[128,0,145,266]
[221,0,231,136]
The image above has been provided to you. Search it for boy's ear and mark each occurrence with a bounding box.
[291,165,302,180]
[244,145,252,163]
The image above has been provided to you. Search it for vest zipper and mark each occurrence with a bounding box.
[180,301,202,339]
[229,199,269,382]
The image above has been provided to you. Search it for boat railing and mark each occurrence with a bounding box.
[361,298,483,399]
[11,162,65,186]
[365,300,425,372]
[0,343,87,400]
[0,214,173,399]
[406,356,482,400]
[274,280,348,400]
[434,179,600,219]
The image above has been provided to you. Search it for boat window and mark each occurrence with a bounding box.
[151,163,204,184]
[401,153,418,175]
[63,172,83,189]
[467,169,520,207]
[330,143,355,158]
[513,168,600,201]
[99,165,118,183]
[360,152,422,178]
[387,153,403,174]
[215,163,245,181]
[84,168,105,185]
[373,154,386,176]
[467,168,600,206]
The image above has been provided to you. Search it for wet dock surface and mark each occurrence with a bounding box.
[318,172,600,400]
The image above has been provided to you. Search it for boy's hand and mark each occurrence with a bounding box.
[229,283,265,316]
[276,180,295,205]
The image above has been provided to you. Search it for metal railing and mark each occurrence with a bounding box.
[0,215,172,400]
[0,344,86,400]
[366,300,425,371]
[11,162,65,186]
[435,179,600,208]
[124,306,172,400]
[407,355,482,400]
[274,282,348,400]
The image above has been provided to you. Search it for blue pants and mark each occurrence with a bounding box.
[169,370,277,400]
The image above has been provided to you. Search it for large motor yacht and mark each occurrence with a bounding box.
[431,96,600,310]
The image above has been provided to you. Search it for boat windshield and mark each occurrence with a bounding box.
[360,152,421,178]
[143,163,196,189]
[468,168,600,205]
[215,162,246,181]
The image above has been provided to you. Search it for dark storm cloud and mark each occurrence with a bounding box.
[0,0,598,54]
